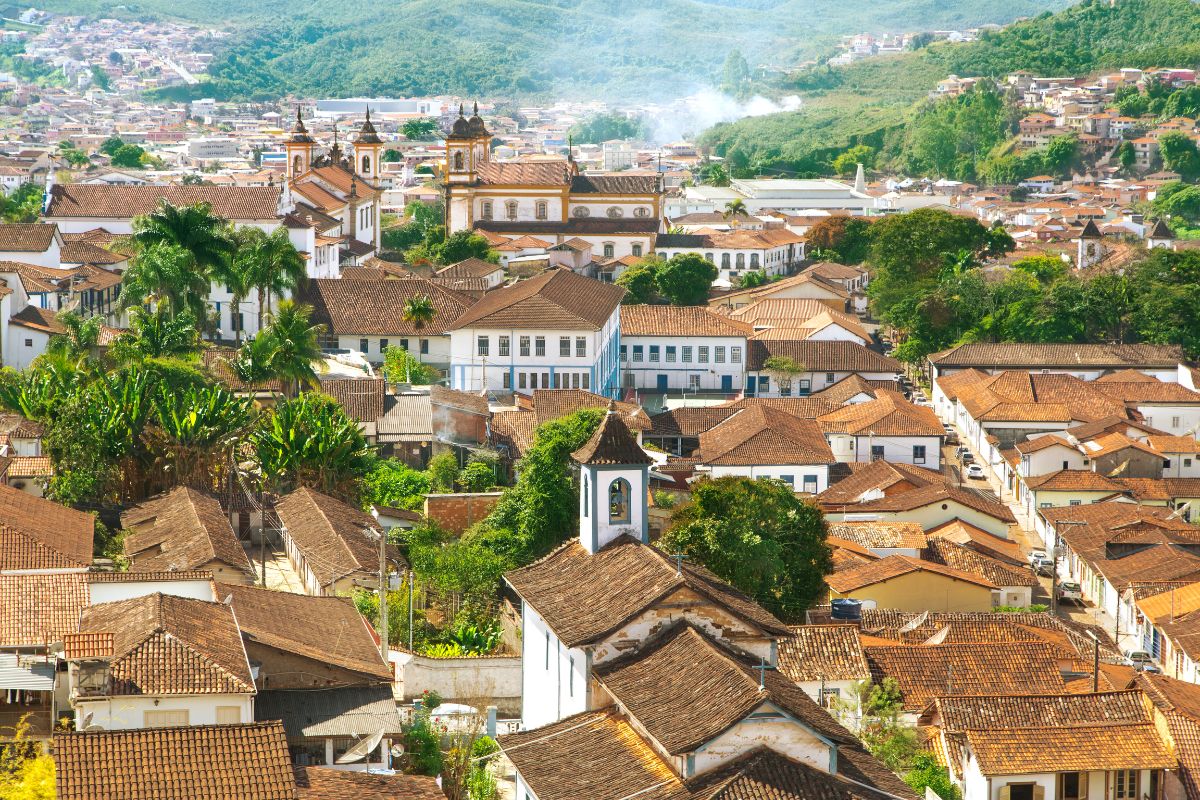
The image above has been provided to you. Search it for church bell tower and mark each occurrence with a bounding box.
[354,107,384,181]
[285,106,315,179]
[572,402,652,555]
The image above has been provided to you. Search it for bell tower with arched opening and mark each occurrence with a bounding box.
[285,106,316,179]
[354,106,383,182]
[572,401,652,554]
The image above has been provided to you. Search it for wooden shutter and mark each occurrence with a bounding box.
[999,786,1011,800]
[1034,785,1046,800]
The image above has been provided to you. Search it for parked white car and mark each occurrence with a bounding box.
[965,463,986,479]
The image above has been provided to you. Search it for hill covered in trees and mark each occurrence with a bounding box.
[701,0,1200,178]
[29,0,1066,100]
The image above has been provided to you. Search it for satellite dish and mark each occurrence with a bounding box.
[390,744,405,758]
[82,724,104,732]
[82,712,93,728]
[923,625,951,646]
[335,729,385,764]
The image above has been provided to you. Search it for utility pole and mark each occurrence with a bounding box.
[378,529,388,659]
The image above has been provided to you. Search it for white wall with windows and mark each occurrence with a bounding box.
[825,434,942,467]
[700,464,831,494]
[620,334,747,393]
[520,600,589,730]
[334,333,450,368]
[743,369,898,398]
[72,693,253,732]
[655,244,801,284]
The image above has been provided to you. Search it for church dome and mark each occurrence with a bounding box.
[467,101,490,138]
[449,104,471,138]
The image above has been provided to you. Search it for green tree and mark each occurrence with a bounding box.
[237,226,306,320]
[1118,141,1136,172]
[615,257,661,304]
[383,345,439,385]
[427,452,460,493]
[256,300,325,397]
[660,476,831,621]
[470,409,604,563]
[567,113,646,144]
[110,306,201,362]
[214,226,263,345]
[133,200,234,275]
[99,135,124,156]
[402,118,439,140]
[458,458,496,492]
[806,216,872,264]
[382,148,402,162]
[362,458,431,510]
[721,48,751,95]
[149,382,255,491]
[723,198,747,219]
[831,144,875,176]
[402,295,437,349]
[48,311,102,362]
[700,162,730,187]
[654,253,717,306]
[111,143,148,169]
[120,241,211,319]
[0,715,55,800]
[412,229,498,266]
[253,391,373,496]
[906,753,962,800]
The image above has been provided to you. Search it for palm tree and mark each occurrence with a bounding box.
[110,306,200,362]
[401,294,436,363]
[48,311,102,362]
[119,241,210,319]
[132,200,234,275]
[258,300,325,398]
[244,227,307,323]
[723,199,748,220]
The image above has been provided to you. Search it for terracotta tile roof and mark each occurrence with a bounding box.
[60,239,126,265]
[7,454,51,477]
[649,407,738,438]
[817,393,943,437]
[1067,415,1167,440]
[1138,581,1200,622]
[121,487,255,578]
[9,304,66,334]
[934,368,991,402]
[827,554,996,594]
[923,540,1038,587]
[499,708,685,800]
[863,642,1068,711]
[714,271,850,306]
[450,268,625,331]
[1149,435,1200,453]
[777,625,870,682]
[274,487,397,588]
[689,745,913,800]
[826,484,1016,523]
[957,372,1127,423]
[1014,434,1075,454]
[966,724,1174,774]
[827,521,927,551]
[86,570,214,583]
[294,765,443,799]
[1135,671,1200,719]
[63,631,115,659]
[929,342,1185,369]
[1044,504,1200,587]
[0,569,88,648]
[223,584,392,680]
[699,404,835,466]
[435,257,502,279]
[572,407,653,465]
[921,690,1152,731]
[720,396,838,418]
[0,484,93,569]
[54,722,296,800]
[1024,468,1130,492]
[621,305,752,338]
[301,276,471,336]
[925,519,1025,564]
[806,261,866,281]
[46,184,283,220]
[77,592,255,695]
[596,623,851,754]
[531,389,651,431]
[318,377,386,423]
[1096,380,1200,403]
[817,460,950,505]
[747,341,900,373]
[491,409,538,457]
[477,160,572,185]
[505,535,789,648]
[570,174,659,194]
[0,222,56,251]
[812,375,890,405]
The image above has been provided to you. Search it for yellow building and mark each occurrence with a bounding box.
[825,554,997,612]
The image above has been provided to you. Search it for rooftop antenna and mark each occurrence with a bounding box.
[670,553,688,576]
[754,656,771,692]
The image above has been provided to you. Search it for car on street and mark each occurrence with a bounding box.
[1028,550,1048,566]
[943,425,958,445]
[1034,559,1055,577]
[1057,581,1082,604]
[1122,650,1157,671]
[965,463,985,479]
[959,451,974,465]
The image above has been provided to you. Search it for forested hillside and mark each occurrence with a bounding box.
[701,0,1200,177]
[22,0,1067,100]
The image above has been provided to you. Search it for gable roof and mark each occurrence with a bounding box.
[46,184,283,220]
[698,404,835,466]
[620,305,752,338]
[121,486,254,578]
[223,584,392,680]
[965,725,1174,775]
[923,540,1038,588]
[54,722,296,800]
[294,765,444,800]
[817,392,944,437]
[505,535,788,648]
[76,592,254,696]
[572,405,653,465]
[929,343,1184,369]
[818,460,950,505]
[593,623,851,755]
[255,685,402,738]
[449,268,625,331]
[827,521,927,551]
[0,222,57,252]
[827,484,1016,523]
[921,690,1153,731]
[827,554,997,594]
[747,340,900,373]
[274,487,396,588]
[0,484,94,569]
[301,276,472,336]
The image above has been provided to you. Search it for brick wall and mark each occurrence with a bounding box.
[424,492,504,535]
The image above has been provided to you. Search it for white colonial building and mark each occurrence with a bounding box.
[619,305,750,394]
[447,268,625,397]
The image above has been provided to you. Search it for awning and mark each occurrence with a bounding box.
[0,654,55,691]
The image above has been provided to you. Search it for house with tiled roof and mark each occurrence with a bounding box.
[824,484,1017,539]
[709,269,850,313]
[0,483,94,570]
[826,554,1000,613]
[448,268,626,397]
[817,392,944,467]
[300,274,472,368]
[777,625,871,705]
[121,486,256,584]
[745,341,901,398]
[619,304,751,394]
[273,486,401,597]
[928,342,1185,382]
[653,226,806,286]
[693,403,837,493]
[67,592,256,730]
[921,691,1176,800]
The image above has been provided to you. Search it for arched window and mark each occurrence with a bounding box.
[361,155,371,175]
[292,155,302,175]
[609,478,631,525]
[506,201,518,220]
[736,253,745,268]
[750,253,760,268]
[721,253,731,268]
[631,244,643,257]
[481,201,493,219]
[603,242,615,258]
[536,201,548,220]
[454,151,465,171]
